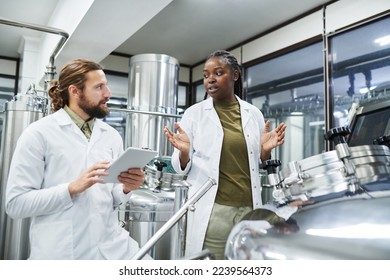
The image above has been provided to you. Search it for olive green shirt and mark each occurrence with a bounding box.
[64,105,95,140]
[214,101,252,207]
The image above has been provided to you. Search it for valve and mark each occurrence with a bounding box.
[154,160,167,172]
[260,159,281,175]
[373,135,390,148]
[152,160,167,193]
[325,126,351,145]
[260,159,282,186]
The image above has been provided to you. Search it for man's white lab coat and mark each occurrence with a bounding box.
[6,109,140,259]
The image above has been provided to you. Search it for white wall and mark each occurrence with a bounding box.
[100,55,129,73]
[191,0,390,82]
[243,10,323,64]
[325,0,390,33]
[18,36,41,94]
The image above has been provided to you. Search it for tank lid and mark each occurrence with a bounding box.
[130,53,179,65]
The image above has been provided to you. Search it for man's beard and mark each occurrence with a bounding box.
[79,94,109,119]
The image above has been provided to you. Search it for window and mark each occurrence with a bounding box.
[177,83,189,113]
[328,15,390,136]
[0,57,18,151]
[194,81,205,103]
[246,41,325,165]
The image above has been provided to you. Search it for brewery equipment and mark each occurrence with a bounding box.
[0,88,47,259]
[120,158,188,260]
[226,140,390,259]
[127,53,179,155]
[131,177,217,260]
[118,53,196,259]
[226,99,390,260]
[0,17,68,260]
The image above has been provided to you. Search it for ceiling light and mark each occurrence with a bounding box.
[291,112,303,115]
[359,86,377,94]
[374,35,390,46]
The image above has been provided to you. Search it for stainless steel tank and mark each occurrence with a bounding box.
[127,53,179,155]
[119,157,188,260]
[124,54,183,259]
[225,142,390,259]
[123,187,175,260]
[0,89,47,259]
[226,188,390,259]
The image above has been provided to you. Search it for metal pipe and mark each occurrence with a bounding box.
[170,180,190,259]
[0,16,69,64]
[0,16,69,42]
[131,177,216,260]
[109,107,182,119]
[0,16,69,97]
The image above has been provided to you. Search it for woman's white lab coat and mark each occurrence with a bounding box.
[171,96,266,256]
[6,109,140,259]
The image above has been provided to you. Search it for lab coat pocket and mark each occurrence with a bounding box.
[29,220,73,259]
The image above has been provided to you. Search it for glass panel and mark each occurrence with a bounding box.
[178,84,187,105]
[177,84,187,114]
[0,59,17,76]
[0,58,17,152]
[330,16,390,130]
[195,83,205,103]
[246,41,325,167]
[0,76,15,93]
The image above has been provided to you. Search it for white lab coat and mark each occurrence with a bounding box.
[171,96,265,256]
[6,109,141,259]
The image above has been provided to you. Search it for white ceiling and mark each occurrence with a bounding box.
[0,0,333,67]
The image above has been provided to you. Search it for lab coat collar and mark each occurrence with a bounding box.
[53,108,108,140]
[53,108,76,126]
[203,95,249,109]
[203,97,221,128]
[236,96,252,128]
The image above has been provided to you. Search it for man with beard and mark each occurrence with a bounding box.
[5,59,146,260]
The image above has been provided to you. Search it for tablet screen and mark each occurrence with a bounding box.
[104,147,158,183]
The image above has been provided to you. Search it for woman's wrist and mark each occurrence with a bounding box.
[179,152,190,170]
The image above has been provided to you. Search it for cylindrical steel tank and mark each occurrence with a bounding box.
[0,90,47,259]
[127,53,179,155]
[123,188,175,260]
[119,158,188,260]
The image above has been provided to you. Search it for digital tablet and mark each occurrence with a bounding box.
[104,147,158,183]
